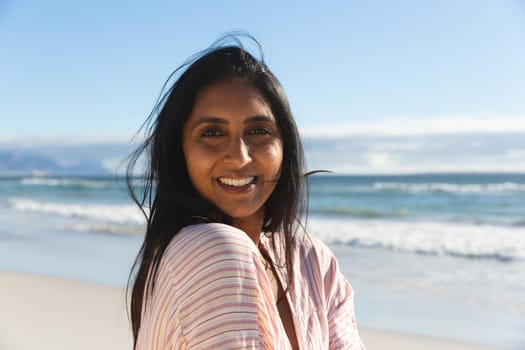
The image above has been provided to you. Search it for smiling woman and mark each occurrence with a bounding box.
[126,35,365,349]
[183,80,283,239]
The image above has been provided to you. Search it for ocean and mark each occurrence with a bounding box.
[1,173,524,348]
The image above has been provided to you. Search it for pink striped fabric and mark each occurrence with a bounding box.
[136,223,365,349]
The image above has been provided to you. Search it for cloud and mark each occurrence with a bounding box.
[0,135,139,175]
[298,114,525,173]
[301,114,525,137]
[0,133,137,148]
[304,132,525,174]
[364,152,394,169]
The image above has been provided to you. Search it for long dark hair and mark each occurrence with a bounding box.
[126,35,306,346]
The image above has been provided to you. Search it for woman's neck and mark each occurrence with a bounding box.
[233,215,264,244]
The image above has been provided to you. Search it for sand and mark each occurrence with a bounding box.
[0,271,132,350]
[0,270,500,350]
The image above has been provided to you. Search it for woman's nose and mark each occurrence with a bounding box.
[223,136,252,167]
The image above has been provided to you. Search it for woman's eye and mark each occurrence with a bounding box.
[201,129,223,137]
[248,127,271,135]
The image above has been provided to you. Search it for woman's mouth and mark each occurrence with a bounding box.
[218,176,256,186]
[217,176,257,192]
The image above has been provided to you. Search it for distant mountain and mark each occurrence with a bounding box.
[0,150,109,176]
[1,129,525,175]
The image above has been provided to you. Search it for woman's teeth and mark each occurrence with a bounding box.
[218,177,255,187]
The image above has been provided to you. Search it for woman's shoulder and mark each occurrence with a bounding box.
[162,223,257,269]
[179,222,245,235]
[177,222,249,239]
[170,222,253,247]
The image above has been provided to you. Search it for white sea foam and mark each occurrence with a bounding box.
[7,196,525,261]
[19,177,111,189]
[7,197,145,225]
[373,182,525,194]
[308,217,525,261]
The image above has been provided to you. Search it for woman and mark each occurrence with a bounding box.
[127,35,365,349]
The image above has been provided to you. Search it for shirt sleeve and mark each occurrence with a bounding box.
[312,238,365,350]
[136,223,290,350]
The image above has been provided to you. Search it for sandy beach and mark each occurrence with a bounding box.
[0,270,501,350]
[0,271,132,350]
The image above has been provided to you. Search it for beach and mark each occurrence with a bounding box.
[0,271,132,350]
[1,174,524,349]
[0,270,500,350]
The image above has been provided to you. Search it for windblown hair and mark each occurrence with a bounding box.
[126,35,306,346]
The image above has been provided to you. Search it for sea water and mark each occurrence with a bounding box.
[1,174,524,348]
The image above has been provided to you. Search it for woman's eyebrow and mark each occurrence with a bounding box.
[244,115,275,124]
[191,115,275,130]
[190,117,229,130]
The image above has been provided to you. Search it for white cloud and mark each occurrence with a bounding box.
[367,141,421,152]
[304,131,525,174]
[503,149,525,159]
[364,152,394,169]
[301,114,525,137]
[0,133,137,147]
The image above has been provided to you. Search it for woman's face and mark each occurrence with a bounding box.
[182,80,283,230]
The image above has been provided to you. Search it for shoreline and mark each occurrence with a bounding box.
[0,270,502,350]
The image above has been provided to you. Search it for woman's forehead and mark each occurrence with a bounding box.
[191,80,274,119]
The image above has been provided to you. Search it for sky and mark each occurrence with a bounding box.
[1,0,525,173]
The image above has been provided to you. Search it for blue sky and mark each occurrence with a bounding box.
[1,0,525,173]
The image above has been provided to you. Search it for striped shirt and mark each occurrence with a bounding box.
[136,223,365,349]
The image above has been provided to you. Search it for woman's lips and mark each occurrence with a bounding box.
[217,176,257,193]
[218,176,255,186]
